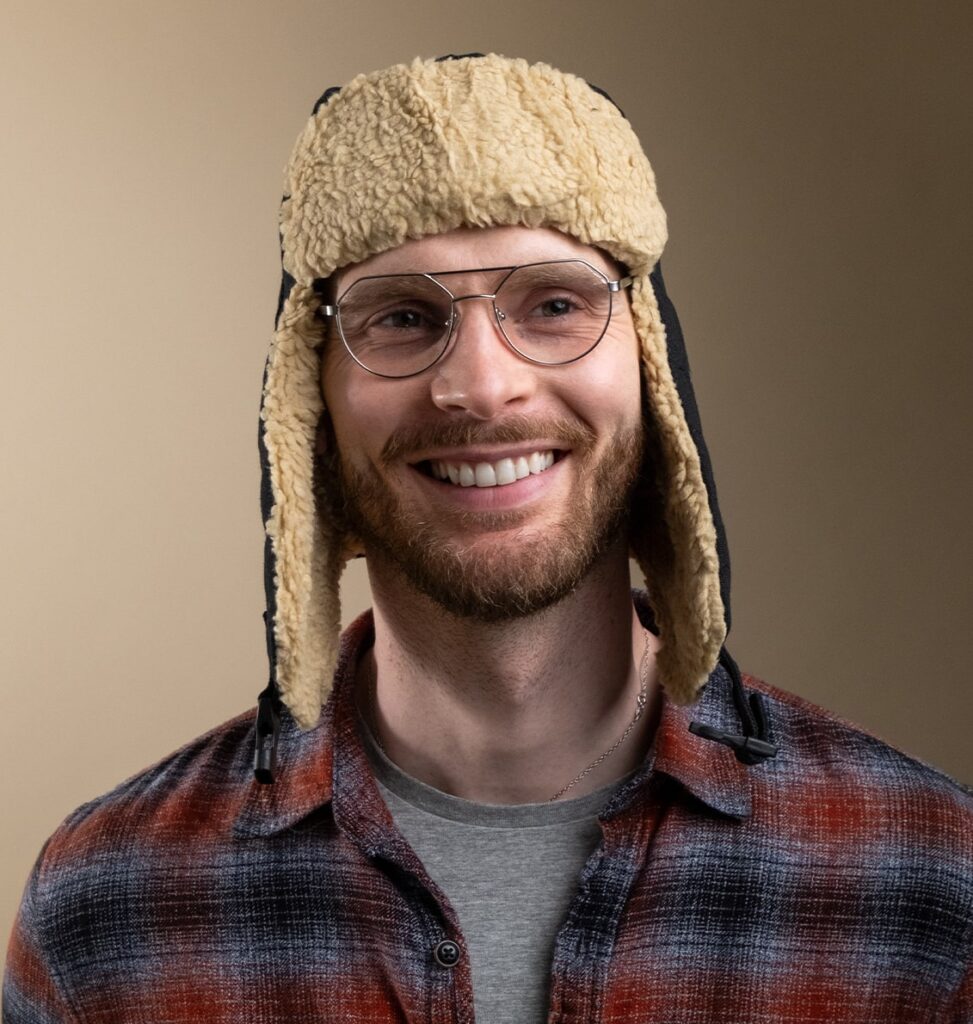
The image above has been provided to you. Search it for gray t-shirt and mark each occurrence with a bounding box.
[358,716,640,1024]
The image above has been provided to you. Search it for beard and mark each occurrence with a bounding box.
[316,413,649,622]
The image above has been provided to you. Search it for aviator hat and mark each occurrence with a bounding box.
[255,53,775,779]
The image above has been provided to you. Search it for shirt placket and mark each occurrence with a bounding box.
[331,722,475,1020]
[345,831,476,1024]
[545,796,656,1024]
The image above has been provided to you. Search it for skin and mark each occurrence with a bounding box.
[319,224,662,804]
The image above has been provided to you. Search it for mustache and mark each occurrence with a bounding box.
[380,415,598,465]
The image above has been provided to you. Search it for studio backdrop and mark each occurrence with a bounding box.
[2,0,970,955]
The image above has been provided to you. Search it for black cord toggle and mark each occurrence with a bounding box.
[688,647,780,765]
[688,720,779,762]
[254,684,281,785]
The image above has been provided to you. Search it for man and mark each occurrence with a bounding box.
[4,53,971,1023]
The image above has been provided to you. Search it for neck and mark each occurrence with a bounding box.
[358,539,662,804]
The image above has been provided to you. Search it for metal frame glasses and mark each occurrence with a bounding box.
[318,258,635,379]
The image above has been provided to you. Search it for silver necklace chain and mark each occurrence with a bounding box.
[363,633,652,803]
[547,636,651,801]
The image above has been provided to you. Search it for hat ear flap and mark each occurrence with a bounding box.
[629,269,728,705]
[261,284,348,728]
[649,262,732,632]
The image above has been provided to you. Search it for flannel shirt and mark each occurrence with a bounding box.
[5,604,973,1022]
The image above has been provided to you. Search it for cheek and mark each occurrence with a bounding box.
[321,349,369,459]
[573,325,643,424]
[321,353,416,464]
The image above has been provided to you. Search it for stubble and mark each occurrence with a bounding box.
[316,412,649,622]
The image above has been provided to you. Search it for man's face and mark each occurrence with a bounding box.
[318,225,647,620]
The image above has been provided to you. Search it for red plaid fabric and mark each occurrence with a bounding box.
[5,602,972,1022]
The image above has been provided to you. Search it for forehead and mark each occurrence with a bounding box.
[333,225,621,295]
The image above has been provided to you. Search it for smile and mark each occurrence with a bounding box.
[419,450,558,488]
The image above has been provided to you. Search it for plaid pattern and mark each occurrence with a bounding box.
[5,603,972,1023]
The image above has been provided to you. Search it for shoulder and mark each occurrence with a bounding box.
[5,709,263,1007]
[736,674,973,1003]
[744,672,973,849]
[60,707,256,840]
[26,707,259,906]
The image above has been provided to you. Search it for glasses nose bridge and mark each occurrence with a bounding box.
[447,290,507,337]
[450,290,498,307]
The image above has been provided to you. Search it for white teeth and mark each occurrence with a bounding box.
[474,463,497,487]
[495,458,516,485]
[428,450,557,488]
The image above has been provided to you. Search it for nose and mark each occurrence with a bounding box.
[429,297,537,419]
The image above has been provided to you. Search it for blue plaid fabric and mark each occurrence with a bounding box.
[5,603,972,1022]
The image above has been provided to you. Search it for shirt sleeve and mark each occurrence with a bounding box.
[2,851,81,1024]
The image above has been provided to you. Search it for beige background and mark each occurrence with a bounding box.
[2,1,971,959]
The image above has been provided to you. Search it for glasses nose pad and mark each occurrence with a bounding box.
[432,305,457,361]
[435,295,515,370]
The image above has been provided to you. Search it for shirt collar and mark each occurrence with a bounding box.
[232,613,366,839]
[643,667,753,819]
[235,595,752,839]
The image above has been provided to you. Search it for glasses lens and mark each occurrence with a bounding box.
[336,275,453,377]
[495,261,613,364]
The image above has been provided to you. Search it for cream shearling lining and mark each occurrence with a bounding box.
[260,54,726,729]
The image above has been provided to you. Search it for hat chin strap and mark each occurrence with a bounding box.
[254,682,282,785]
[688,647,779,765]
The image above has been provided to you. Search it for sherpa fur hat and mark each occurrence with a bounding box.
[257,52,733,751]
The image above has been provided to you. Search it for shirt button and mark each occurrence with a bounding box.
[433,939,461,968]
